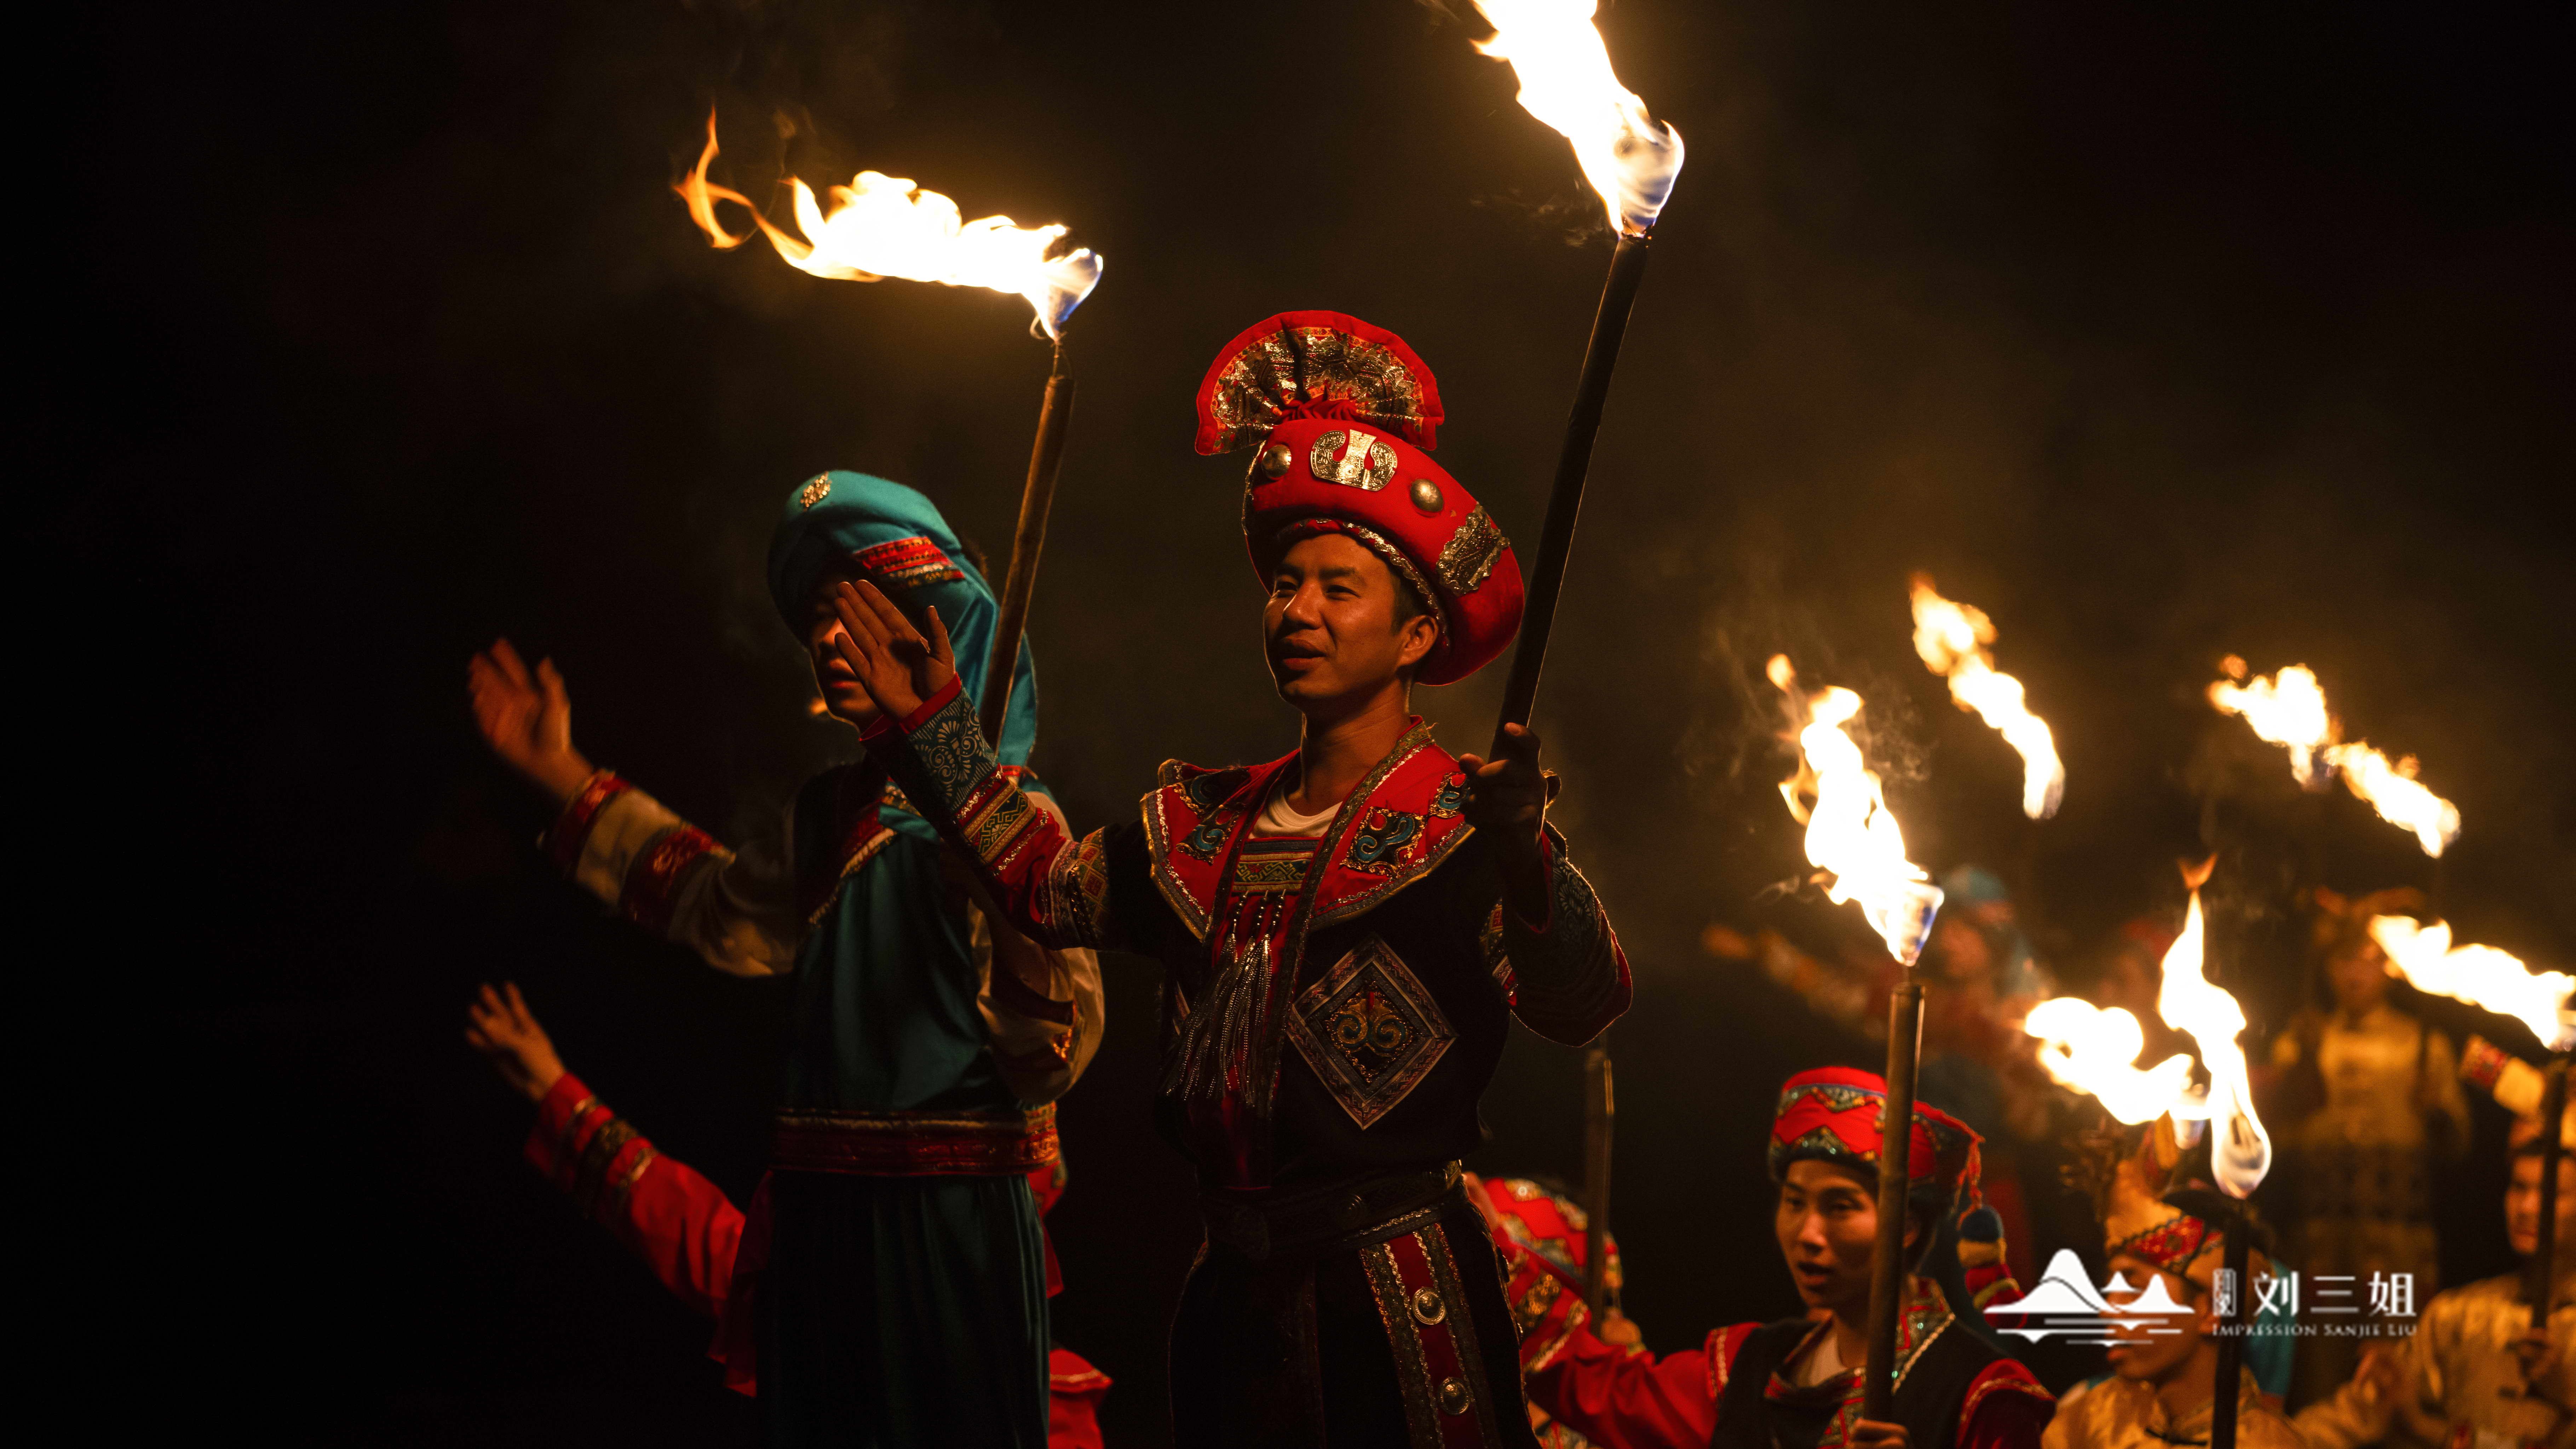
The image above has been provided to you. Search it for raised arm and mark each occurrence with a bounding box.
[467,984,746,1319]
[470,639,801,976]
[1456,721,1631,1046]
[828,582,1125,953]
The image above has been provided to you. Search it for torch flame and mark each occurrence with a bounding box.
[1909,575,2064,820]
[2155,861,2272,1197]
[2207,659,2331,784]
[1470,0,1684,235]
[2023,997,2197,1126]
[2370,916,2574,1050]
[676,111,1104,338]
[1767,655,1945,964]
[2207,658,2460,856]
[2325,743,2461,858]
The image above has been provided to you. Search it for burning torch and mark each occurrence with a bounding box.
[2024,857,2276,1449]
[2370,916,2575,1326]
[1464,1,1681,1321]
[1467,0,1684,748]
[1768,656,1945,1422]
[675,112,1104,746]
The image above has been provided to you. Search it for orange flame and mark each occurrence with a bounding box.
[2023,997,2196,1125]
[2156,859,2272,1197]
[2207,658,2460,857]
[2029,862,2272,1194]
[1768,655,1944,964]
[2370,916,2572,1049]
[1470,0,1684,235]
[675,111,1104,339]
[1909,575,2064,820]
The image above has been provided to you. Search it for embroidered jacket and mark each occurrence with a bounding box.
[547,764,1104,1110]
[2290,1272,2576,1449]
[2042,1373,2296,1449]
[1522,1276,2053,1449]
[862,677,1630,1190]
[522,1072,1114,1447]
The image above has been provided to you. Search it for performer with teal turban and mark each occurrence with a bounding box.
[468,470,1102,1448]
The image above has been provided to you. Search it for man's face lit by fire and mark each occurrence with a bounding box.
[807,569,884,728]
[2505,1149,2576,1258]
[1775,1159,1916,1317]
[1263,534,1438,715]
[2099,1254,2209,1385]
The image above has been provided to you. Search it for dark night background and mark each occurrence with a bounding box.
[51,0,2571,1443]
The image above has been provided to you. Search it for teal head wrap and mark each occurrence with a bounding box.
[766,470,1039,769]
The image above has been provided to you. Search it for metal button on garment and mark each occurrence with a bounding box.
[1436,1378,1471,1415]
[1409,477,1444,514]
[1409,1287,1446,1326]
[1257,443,1295,479]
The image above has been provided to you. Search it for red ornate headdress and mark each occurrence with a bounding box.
[1193,311,1524,687]
[1768,1066,1985,1221]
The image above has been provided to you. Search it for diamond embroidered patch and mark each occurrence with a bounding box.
[1286,935,1455,1129]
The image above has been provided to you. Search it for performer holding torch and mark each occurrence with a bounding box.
[467,475,1101,1449]
[827,310,1632,1448]
[1516,1067,2053,1449]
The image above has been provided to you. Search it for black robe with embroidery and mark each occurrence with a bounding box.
[862,677,1632,1447]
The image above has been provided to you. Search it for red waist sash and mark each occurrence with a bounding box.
[770,1103,1058,1176]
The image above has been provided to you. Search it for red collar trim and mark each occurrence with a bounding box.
[1138,722,1476,938]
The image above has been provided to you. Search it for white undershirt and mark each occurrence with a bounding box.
[1788,1325,1846,1387]
[1253,777,1339,838]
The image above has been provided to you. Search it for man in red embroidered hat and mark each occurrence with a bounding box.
[826,310,1632,1448]
[1521,1067,2055,1449]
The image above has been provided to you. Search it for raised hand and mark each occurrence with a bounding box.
[1459,723,1550,855]
[1459,723,1553,915]
[465,982,567,1103]
[468,638,595,803]
[829,579,957,723]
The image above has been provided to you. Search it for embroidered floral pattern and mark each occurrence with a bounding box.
[1428,773,1468,820]
[851,534,965,589]
[904,688,993,817]
[1284,935,1455,1129]
[1346,807,1424,875]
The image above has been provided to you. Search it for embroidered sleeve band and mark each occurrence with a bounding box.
[862,677,1122,951]
[1499,849,1631,1046]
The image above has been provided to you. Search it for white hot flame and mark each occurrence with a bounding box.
[1768,655,1944,964]
[2207,659,2460,857]
[1909,576,2065,819]
[2207,660,2331,785]
[2156,876,2272,1197]
[676,112,1104,338]
[2325,743,2461,857]
[1471,0,1684,235]
[2023,997,2197,1126]
[2371,916,2574,1050]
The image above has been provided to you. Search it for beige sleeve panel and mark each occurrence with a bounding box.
[968,789,1105,1105]
[568,784,803,979]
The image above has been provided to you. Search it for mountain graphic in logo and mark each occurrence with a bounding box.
[1980,1249,2194,1343]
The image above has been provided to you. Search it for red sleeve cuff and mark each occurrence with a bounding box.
[858,674,964,743]
[546,773,630,873]
[525,1071,598,1177]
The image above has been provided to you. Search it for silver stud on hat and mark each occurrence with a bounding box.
[1409,477,1444,514]
[1256,444,1294,479]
